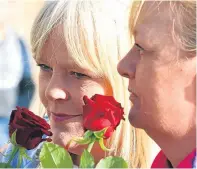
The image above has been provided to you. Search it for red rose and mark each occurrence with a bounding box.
[9,107,53,150]
[83,94,125,139]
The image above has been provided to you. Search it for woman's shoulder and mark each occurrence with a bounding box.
[0,143,42,168]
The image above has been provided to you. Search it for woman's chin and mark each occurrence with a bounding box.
[50,122,85,146]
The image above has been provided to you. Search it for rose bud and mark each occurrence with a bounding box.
[83,94,125,139]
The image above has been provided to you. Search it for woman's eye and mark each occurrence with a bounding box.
[37,64,53,72]
[135,43,144,55]
[70,71,89,79]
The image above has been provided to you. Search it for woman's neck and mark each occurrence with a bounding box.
[146,125,196,167]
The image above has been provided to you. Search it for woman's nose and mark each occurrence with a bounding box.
[45,75,70,102]
[117,49,137,79]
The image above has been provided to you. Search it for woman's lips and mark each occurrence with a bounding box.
[49,112,81,122]
[129,92,138,102]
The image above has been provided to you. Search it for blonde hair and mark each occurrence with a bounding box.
[31,0,149,167]
[170,1,196,52]
[129,0,196,53]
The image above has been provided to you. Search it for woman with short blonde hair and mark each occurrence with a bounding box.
[118,1,196,168]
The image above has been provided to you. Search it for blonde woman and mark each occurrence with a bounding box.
[118,1,196,168]
[1,0,150,168]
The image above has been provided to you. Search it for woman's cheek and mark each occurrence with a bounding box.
[80,80,106,97]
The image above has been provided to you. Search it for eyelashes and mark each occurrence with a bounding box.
[37,64,53,72]
[135,43,144,51]
[70,71,90,79]
[37,64,90,79]
[135,43,145,55]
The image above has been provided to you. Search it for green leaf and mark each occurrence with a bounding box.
[10,130,17,146]
[93,128,108,139]
[17,147,32,167]
[39,142,73,168]
[73,137,92,145]
[19,147,32,161]
[84,130,94,139]
[0,162,12,168]
[79,149,95,168]
[95,156,128,168]
[74,130,94,145]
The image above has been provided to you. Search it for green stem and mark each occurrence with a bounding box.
[87,141,95,153]
[6,146,19,168]
[99,138,111,152]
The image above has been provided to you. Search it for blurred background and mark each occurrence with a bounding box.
[0,0,44,43]
[0,0,44,146]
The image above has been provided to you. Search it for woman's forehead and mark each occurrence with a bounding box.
[38,26,92,72]
[134,2,173,42]
[45,25,65,48]
[38,27,79,69]
[137,1,172,26]
[39,29,66,59]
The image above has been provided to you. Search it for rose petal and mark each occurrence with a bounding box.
[85,118,111,131]
[83,95,94,105]
[104,126,115,139]
[91,94,122,108]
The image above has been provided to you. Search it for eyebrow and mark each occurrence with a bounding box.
[35,56,50,64]
[34,57,42,64]
[66,58,84,70]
